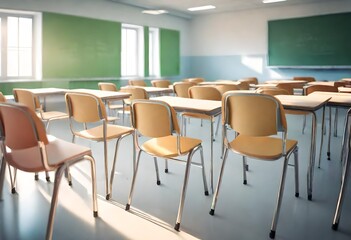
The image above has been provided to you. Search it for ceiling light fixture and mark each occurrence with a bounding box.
[187,5,216,12]
[142,9,168,15]
[262,0,287,3]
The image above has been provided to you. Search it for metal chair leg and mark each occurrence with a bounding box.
[293,147,299,197]
[199,146,209,195]
[153,157,161,185]
[334,108,338,137]
[242,156,247,185]
[108,138,122,200]
[269,156,290,239]
[174,150,194,231]
[126,150,142,211]
[210,148,229,215]
[0,155,6,199]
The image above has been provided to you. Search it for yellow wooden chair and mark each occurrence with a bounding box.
[151,79,171,88]
[65,92,134,200]
[210,92,299,239]
[173,82,196,98]
[125,99,208,231]
[98,82,124,121]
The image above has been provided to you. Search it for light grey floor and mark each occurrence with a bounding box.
[1,99,351,240]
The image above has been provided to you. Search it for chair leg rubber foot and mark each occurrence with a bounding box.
[308,194,312,201]
[174,223,180,231]
[209,209,215,215]
[165,169,169,173]
[46,177,50,182]
[243,180,247,185]
[204,190,209,196]
[327,152,330,160]
[125,204,130,211]
[34,175,39,181]
[11,188,16,194]
[106,194,110,200]
[295,192,299,198]
[332,223,338,231]
[157,180,161,185]
[269,230,276,239]
[68,181,72,186]
[93,211,98,218]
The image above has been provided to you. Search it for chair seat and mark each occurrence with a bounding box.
[39,111,68,121]
[6,135,92,172]
[142,135,201,158]
[229,135,297,160]
[75,124,133,141]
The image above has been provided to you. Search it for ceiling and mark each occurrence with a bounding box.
[109,0,333,18]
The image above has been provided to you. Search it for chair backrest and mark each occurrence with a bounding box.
[256,87,290,96]
[65,92,107,123]
[334,81,346,88]
[151,80,171,88]
[238,77,258,85]
[293,76,316,82]
[98,82,118,91]
[188,86,222,101]
[0,103,49,172]
[173,82,196,98]
[275,83,294,95]
[13,88,40,112]
[304,85,338,95]
[222,92,286,137]
[129,79,147,87]
[237,81,250,90]
[214,84,240,95]
[183,78,205,84]
[0,92,6,102]
[120,87,149,103]
[131,100,180,138]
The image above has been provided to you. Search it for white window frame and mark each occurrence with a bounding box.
[149,27,160,77]
[0,9,41,80]
[121,23,144,78]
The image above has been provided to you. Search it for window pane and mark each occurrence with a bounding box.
[19,48,32,76]
[7,17,18,48]
[121,27,138,76]
[7,16,33,77]
[19,18,32,47]
[7,48,19,76]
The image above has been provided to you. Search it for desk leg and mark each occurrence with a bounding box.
[327,107,332,160]
[210,117,214,194]
[307,110,319,201]
[318,106,326,168]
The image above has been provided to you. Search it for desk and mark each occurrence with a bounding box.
[151,96,221,192]
[198,81,240,86]
[70,89,131,101]
[121,86,173,96]
[276,94,331,200]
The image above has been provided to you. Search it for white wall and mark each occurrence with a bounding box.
[188,0,351,56]
[0,0,191,55]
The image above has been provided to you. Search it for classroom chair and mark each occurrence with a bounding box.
[129,79,147,86]
[293,76,316,82]
[151,79,171,88]
[214,84,240,95]
[65,92,134,200]
[0,102,98,240]
[98,82,124,121]
[238,77,258,85]
[209,92,299,239]
[125,99,208,231]
[173,82,196,98]
[332,108,351,231]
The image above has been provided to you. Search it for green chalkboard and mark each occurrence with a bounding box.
[42,12,121,78]
[268,12,351,67]
[160,29,180,76]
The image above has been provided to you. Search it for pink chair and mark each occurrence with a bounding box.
[0,103,98,240]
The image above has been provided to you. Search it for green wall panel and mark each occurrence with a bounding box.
[160,29,180,76]
[42,12,121,78]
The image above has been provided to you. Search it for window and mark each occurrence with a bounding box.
[149,28,160,77]
[121,24,144,77]
[0,10,40,79]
